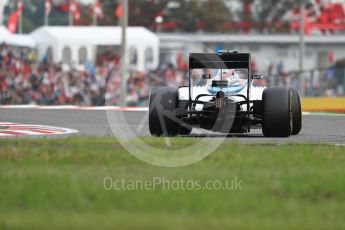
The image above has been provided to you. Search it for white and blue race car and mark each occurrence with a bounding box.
[149,51,302,137]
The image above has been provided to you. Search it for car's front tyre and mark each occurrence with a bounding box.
[290,88,302,135]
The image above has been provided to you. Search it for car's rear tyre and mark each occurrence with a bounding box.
[262,87,292,137]
[290,88,302,135]
[149,87,184,136]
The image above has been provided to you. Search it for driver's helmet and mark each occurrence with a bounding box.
[207,69,247,95]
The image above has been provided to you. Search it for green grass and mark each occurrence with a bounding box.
[0,137,345,229]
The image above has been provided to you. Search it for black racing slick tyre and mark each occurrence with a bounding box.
[290,88,302,135]
[149,87,189,136]
[262,87,292,137]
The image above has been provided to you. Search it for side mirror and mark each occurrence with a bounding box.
[252,74,264,80]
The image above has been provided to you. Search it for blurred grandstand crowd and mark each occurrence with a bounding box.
[265,61,345,97]
[0,43,344,106]
[0,43,188,106]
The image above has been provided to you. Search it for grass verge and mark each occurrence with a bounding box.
[0,136,344,229]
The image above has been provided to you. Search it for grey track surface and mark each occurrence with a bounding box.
[1,108,345,144]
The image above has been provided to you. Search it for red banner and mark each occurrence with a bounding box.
[115,3,123,18]
[7,10,20,33]
[45,0,51,16]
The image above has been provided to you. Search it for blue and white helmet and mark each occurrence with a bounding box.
[207,70,247,95]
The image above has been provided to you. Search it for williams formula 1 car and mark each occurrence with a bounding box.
[149,51,302,137]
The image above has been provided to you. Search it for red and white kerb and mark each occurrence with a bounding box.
[0,122,78,137]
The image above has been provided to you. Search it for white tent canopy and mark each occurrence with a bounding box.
[10,34,36,48]
[0,26,36,48]
[31,26,160,70]
[0,26,11,44]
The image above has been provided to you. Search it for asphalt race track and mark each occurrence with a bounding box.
[1,108,345,144]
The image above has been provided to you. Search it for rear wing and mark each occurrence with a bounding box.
[188,52,252,118]
[189,53,251,69]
